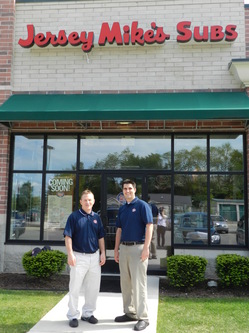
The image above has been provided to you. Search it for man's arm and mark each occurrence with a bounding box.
[141,223,153,261]
[98,237,106,266]
[65,235,76,266]
[114,227,122,263]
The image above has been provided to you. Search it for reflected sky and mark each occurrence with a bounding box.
[81,136,171,169]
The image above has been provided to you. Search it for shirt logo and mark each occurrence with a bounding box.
[93,219,98,224]
[132,208,136,212]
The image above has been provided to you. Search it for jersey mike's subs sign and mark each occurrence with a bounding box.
[18,21,238,53]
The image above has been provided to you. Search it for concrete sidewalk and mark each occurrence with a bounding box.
[27,276,159,333]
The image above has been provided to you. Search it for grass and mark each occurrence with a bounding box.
[157,296,249,333]
[0,289,66,333]
[1,289,249,333]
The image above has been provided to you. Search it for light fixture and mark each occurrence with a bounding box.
[116,121,134,125]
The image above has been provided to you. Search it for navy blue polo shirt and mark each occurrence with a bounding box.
[63,209,105,253]
[116,197,153,242]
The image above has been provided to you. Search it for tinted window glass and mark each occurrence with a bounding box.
[13,135,43,170]
[80,136,171,170]
[47,136,77,171]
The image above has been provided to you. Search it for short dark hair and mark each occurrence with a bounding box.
[122,179,136,189]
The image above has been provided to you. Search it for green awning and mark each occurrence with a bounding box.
[0,92,249,121]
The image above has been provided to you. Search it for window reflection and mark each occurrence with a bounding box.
[13,135,43,170]
[210,174,244,246]
[174,136,207,171]
[174,175,210,245]
[148,175,171,268]
[10,173,42,240]
[210,135,243,171]
[47,136,77,171]
[78,175,101,212]
[80,136,171,170]
[8,133,247,248]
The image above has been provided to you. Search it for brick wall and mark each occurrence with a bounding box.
[0,0,13,271]
[0,0,14,105]
[11,119,246,133]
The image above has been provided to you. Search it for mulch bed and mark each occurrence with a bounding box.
[1,273,249,297]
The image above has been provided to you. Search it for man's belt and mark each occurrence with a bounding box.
[121,241,144,246]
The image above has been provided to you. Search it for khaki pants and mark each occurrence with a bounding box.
[119,244,149,321]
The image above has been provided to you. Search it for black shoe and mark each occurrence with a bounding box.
[69,318,78,328]
[81,315,98,324]
[115,314,137,322]
[134,320,149,331]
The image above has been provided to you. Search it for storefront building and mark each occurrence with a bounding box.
[0,0,249,274]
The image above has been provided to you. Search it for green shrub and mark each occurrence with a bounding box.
[216,254,249,288]
[22,249,67,278]
[167,255,208,288]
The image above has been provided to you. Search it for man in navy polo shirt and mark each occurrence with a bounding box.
[64,189,106,328]
[114,179,153,331]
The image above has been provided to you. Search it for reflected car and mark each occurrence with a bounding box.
[11,211,26,239]
[174,212,221,245]
[236,215,245,245]
[174,213,183,226]
[211,215,229,234]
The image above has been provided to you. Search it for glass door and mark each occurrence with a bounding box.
[102,175,142,260]
[101,173,169,273]
[147,175,172,271]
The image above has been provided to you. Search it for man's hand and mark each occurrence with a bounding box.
[141,247,149,262]
[99,252,106,266]
[114,249,119,263]
[67,252,76,266]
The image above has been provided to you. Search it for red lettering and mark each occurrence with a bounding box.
[123,25,130,45]
[47,32,58,46]
[153,24,170,43]
[54,30,68,46]
[68,32,81,46]
[193,26,209,42]
[210,25,224,42]
[143,22,170,44]
[130,21,144,45]
[18,24,35,48]
[18,21,237,54]
[34,33,50,47]
[98,22,123,46]
[80,31,94,52]
[144,29,155,44]
[177,21,192,43]
[225,24,238,41]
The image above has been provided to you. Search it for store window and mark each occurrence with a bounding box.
[174,135,207,171]
[80,136,171,170]
[173,134,246,247]
[7,133,247,249]
[210,135,243,171]
[173,175,211,245]
[13,135,43,170]
[46,136,77,170]
[10,173,42,240]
